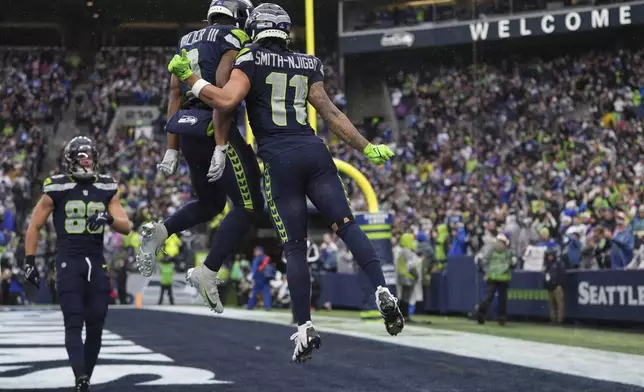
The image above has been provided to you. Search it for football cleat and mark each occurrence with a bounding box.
[136,221,168,277]
[375,286,405,336]
[290,321,321,364]
[186,265,224,313]
[75,375,90,392]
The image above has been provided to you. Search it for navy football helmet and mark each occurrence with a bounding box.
[245,3,292,43]
[63,136,98,179]
[206,0,254,28]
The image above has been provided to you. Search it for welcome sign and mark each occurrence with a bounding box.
[339,2,644,53]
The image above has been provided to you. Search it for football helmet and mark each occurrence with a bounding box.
[206,0,254,28]
[245,3,292,43]
[63,136,98,179]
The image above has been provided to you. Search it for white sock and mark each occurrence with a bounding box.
[298,321,313,334]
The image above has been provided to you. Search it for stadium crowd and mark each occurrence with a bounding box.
[331,47,644,271]
[70,44,644,276]
[3,40,644,307]
[0,48,76,304]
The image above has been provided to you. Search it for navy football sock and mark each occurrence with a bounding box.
[163,200,220,236]
[337,222,386,289]
[83,323,104,379]
[63,315,86,378]
[284,241,311,326]
[204,208,252,272]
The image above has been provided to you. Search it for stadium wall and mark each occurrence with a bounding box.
[319,258,644,323]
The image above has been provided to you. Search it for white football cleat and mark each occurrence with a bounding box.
[186,265,224,314]
[135,221,168,277]
[290,321,321,364]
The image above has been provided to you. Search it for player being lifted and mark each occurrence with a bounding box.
[167,3,405,363]
[136,0,264,313]
[24,136,133,392]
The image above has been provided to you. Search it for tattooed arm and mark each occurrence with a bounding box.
[307,81,369,152]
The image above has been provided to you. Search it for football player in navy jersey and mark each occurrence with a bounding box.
[24,136,132,392]
[168,3,404,363]
[136,0,264,314]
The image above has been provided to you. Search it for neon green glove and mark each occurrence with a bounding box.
[167,49,193,81]
[363,143,395,165]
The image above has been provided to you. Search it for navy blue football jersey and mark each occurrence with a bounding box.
[43,174,118,258]
[178,25,250,100]
[233,44,325,161]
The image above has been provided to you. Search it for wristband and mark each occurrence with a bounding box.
[191,79,211,98]
[26,255,35,266]
[106,214,114,225]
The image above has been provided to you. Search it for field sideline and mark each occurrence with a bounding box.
[268,307,644,355]
[2,306,644,391]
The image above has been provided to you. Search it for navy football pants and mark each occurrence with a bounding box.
[263,142,353,243]
[56,256,109,379]
[263,143,386,325]
[179,130,264,217]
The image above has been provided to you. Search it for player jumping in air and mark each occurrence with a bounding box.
[167,3,405,363]
[136,0,264,314]
[24,136,133,392]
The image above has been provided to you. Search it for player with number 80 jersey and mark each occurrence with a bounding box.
[23,136,133,391]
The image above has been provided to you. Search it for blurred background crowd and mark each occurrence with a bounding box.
[1,0,643,308]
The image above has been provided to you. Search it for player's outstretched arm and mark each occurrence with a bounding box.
[25,194,54,258]
[308,81,395,165]
[107,192,133,235]
[308,81,368,151]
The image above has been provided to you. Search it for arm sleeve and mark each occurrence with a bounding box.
[233,47,255,82]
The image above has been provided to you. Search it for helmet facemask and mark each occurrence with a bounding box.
[64,141,98,179]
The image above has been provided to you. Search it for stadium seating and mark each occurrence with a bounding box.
[0,48,74,250]
[2,41,643,275]
[52,44,644,272]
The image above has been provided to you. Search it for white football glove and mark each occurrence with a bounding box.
[207,145,228,182]
[157,149,179,176]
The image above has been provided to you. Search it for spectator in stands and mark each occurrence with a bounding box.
[319,233,339,272]
[608,212,635,269]
[632,205,644,248]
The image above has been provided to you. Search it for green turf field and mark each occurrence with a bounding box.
[284,309,644,356]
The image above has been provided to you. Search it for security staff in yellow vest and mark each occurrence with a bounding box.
[474,233,516,325]
[158,234,181,305]
[158,260,175,305]
[396,233,421,322]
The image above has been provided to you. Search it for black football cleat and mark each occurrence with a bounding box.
[75,375,90,392]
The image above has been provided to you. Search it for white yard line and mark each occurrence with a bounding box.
[151,305,644,388]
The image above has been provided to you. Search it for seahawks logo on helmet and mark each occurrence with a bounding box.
[206,0,254,28]
[245,3,292,43]
[63,136,99,179]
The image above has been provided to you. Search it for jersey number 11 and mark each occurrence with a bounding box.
[266,72,308,127]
